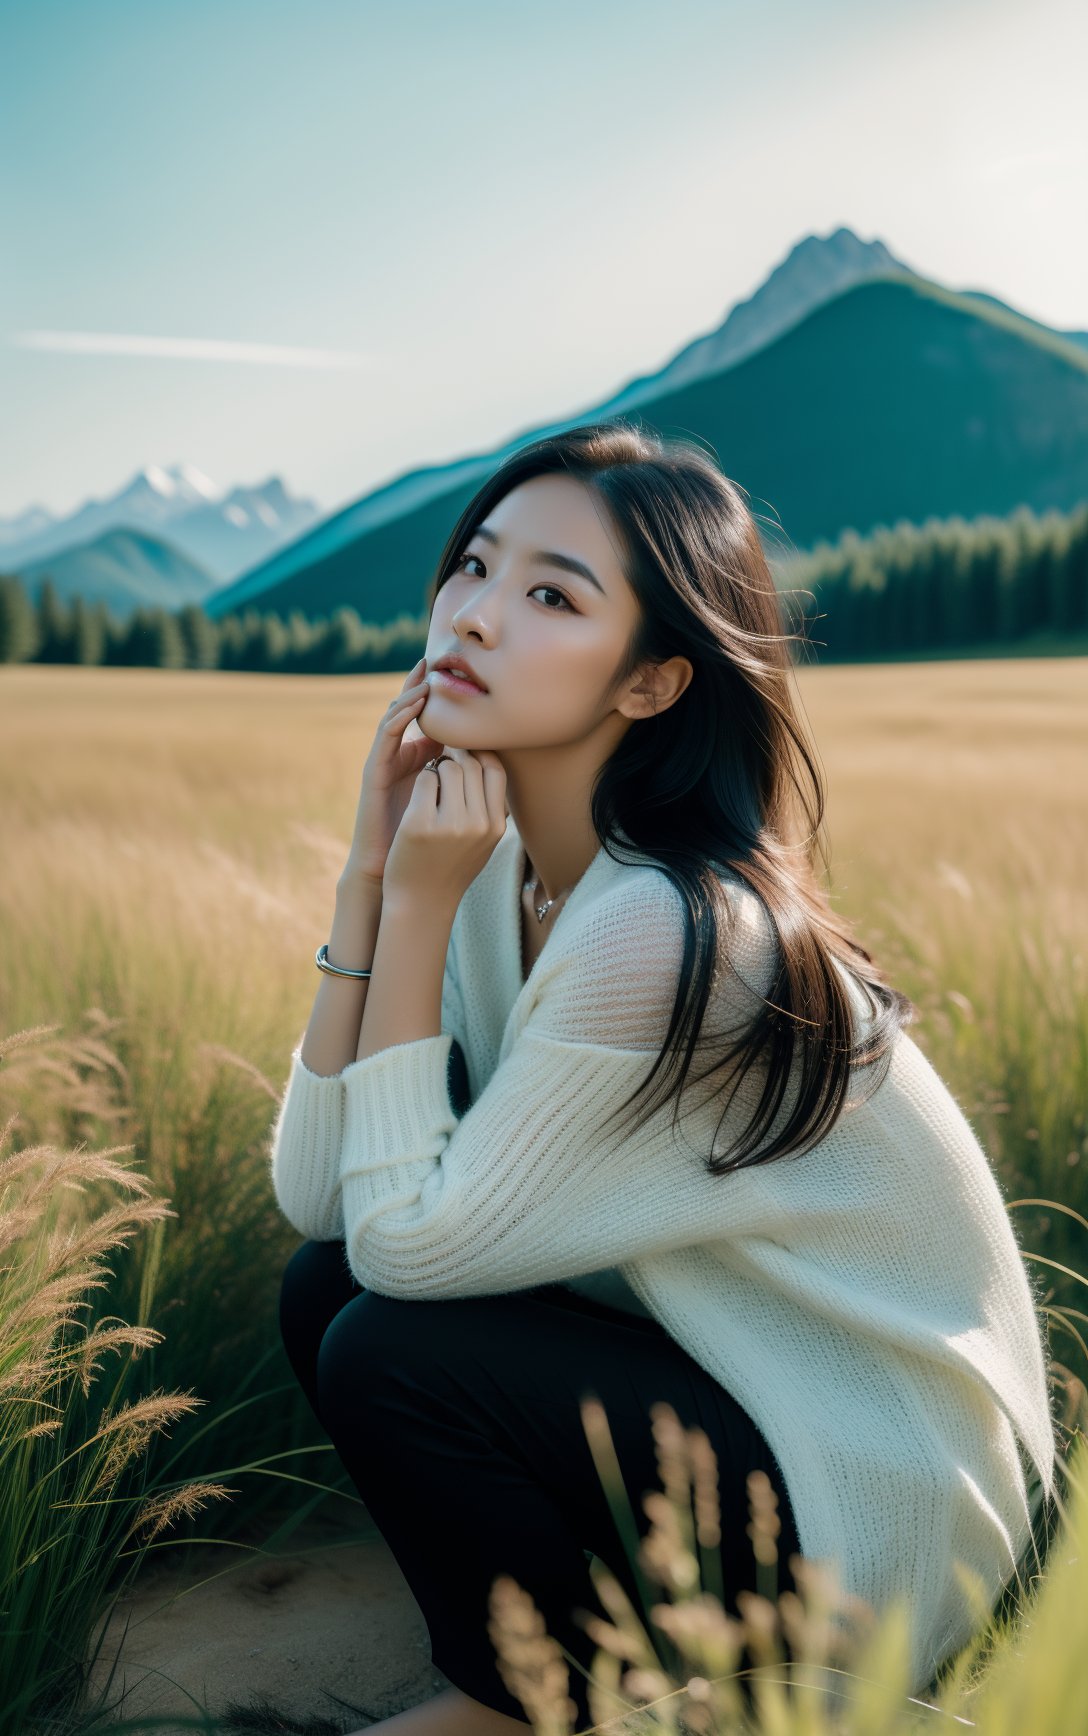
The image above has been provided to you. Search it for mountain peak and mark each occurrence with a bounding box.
[124,462,223,505]
[0,461,316,587]
[775,225,908,282]
[135,464,177,497]
[166,462,223,502]
[594,225,917,418]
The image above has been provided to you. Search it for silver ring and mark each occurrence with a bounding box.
[426,754,452,773]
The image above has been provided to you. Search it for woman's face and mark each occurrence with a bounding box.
[420,472,642,750]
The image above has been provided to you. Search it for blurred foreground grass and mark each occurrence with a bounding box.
[1,658,1085,1735]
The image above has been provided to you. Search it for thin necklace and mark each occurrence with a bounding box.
[522,865,573,924]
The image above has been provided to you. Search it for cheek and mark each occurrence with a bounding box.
[526,643,612,713]
[556,631,613,679]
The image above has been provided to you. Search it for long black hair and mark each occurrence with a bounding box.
[424,418,917,1176]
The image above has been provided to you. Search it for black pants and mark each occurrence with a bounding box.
[278,1239,803,1731]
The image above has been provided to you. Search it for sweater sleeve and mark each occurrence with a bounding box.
[337,868,781,1297]
[268,918,469,1242]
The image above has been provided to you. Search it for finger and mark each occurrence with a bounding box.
[451,749,505,838]
[404,731,446,767]
[474,751,508,833]
[399,655,426,692]
[407,762,440,816]
[386,666,430,713]
[428,753,465,815]
[443,747,498,823]
[386,686,428,718]
[383,686,430,734]
[440,747,487,825]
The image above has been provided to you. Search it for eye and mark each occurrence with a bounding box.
[453,552,574,612]
[528,584,574,612]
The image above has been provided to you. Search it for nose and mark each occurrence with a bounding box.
[449,597,495,643]
[445,564,506,653]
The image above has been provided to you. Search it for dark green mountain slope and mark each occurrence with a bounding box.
[648,273,1088,549]
[211,274,1088,626]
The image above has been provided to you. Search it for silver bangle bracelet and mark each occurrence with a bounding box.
[315,943,372,980]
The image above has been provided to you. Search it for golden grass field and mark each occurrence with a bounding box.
[1,656,1086,1736]
[2,658,1082,1170]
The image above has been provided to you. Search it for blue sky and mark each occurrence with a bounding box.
[2,0,1084,520]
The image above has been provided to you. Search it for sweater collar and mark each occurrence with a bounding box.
[501,815,641,992]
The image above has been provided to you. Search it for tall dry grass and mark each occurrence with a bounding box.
[487,1393,1088,1735]
[3,1079,1084,1736]
[0,1030,235,1734]
[0,658,1085,1733]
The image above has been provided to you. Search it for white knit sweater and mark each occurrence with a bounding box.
[269,815,1057,1695]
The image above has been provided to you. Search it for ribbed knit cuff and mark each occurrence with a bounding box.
[268,1045,348,1236]
[293,1043,349,1091]
[340,1032,456,1172]
[279,1043,347,1151]
[338,1034,457,1245]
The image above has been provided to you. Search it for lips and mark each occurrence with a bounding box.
[432,667,487,695]
[432,658,487,692]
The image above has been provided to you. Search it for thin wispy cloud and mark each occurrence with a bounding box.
[12,330,379,370]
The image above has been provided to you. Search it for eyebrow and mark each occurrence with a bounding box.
[469,522,607,596]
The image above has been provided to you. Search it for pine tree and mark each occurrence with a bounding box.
[177,602,220,669]
[0,574,39,662]
[35,577,74,662]
[70,595,107,665]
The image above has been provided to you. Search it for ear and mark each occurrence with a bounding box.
[619,653,694,721]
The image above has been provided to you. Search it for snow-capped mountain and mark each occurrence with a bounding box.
[0,503,58,547]
[0,462,320,583]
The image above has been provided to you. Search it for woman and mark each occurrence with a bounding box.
[272,420,1057,1735]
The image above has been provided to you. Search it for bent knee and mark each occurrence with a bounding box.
[314,1286,464,1395]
